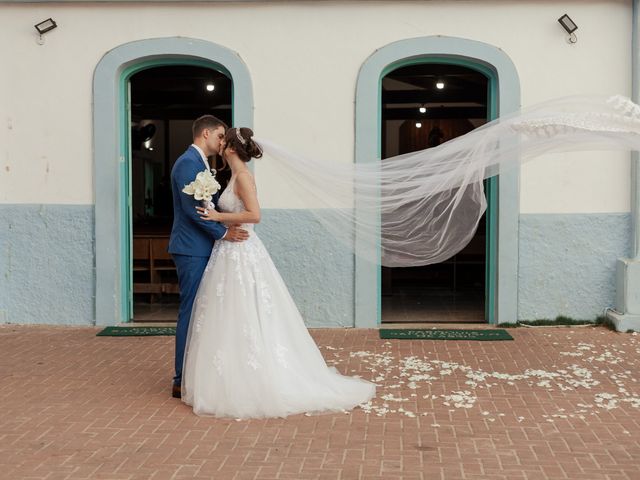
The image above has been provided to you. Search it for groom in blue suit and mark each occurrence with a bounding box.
[169,115,249,399]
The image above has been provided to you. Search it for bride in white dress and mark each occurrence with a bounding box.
[181,127,376,418]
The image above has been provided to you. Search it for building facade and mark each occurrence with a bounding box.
[1,0,638,329]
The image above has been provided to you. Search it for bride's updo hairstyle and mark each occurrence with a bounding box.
[224,127,263,162]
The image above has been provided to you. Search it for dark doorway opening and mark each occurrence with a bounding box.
[381,63,489,323]
[129,65,232,321]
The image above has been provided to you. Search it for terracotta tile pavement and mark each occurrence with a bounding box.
[1,324,639,479]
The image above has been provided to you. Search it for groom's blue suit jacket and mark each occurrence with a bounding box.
[168,146,227,257]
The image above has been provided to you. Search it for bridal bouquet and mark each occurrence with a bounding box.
[182,169,221,209]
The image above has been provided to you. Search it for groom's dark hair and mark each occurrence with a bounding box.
[192,115,228,140]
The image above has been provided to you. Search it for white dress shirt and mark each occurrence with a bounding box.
[191,144,210,170]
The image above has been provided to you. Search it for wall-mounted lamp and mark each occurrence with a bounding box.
[34,18,57,45]
[558,14,578,44]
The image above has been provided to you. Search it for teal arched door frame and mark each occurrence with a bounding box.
[93,37,254,326]
[354,36,521,327]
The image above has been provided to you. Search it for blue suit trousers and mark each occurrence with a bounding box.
[172,253,209,386]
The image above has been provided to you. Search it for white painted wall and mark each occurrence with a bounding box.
[0,1,632,213]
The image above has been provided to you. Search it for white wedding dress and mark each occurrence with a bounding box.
[181,175,376,418]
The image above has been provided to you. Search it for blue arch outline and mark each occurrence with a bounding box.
[93,37,253,326]
[354,36,521,327]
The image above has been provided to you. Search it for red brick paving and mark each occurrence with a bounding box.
[0,325,639,479]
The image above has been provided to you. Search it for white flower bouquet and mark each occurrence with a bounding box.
[182,169,221,210]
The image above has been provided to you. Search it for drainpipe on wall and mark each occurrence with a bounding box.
[607,0,640,332]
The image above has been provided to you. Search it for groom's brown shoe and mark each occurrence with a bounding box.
[172,384,181,399]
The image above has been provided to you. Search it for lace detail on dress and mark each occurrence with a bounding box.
[275,344,289,369]
[212,351,224,376]
[243,324,261,370]
[217,175,249,216]
[182,172,376,418]
[193,296,209,333]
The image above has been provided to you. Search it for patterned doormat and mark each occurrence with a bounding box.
[379,329,513,341]
[96,326,176,336]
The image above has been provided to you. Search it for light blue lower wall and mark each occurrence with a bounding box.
[518,213,631,321]
[0,205,95,325]
[1,206,631,326]
[257,209,355,327]
[0,205,353,327]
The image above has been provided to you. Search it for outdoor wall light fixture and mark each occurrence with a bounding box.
[558,14,578,44]
[34,18,57,45]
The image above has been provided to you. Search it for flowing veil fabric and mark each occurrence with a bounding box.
[255,95,640,267]
[182,95,640,418]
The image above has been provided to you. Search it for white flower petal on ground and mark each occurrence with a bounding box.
[328,336,638,419]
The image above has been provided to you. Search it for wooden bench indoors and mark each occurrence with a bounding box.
[133,235,179,297]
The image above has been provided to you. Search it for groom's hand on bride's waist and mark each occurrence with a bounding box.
[224,225,249,242]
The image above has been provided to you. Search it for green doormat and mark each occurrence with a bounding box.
[379,328,513,341]
[96,326,176,336]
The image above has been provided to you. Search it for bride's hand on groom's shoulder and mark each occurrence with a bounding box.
[196,206,221,222]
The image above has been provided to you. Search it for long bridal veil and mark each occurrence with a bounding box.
[255,95,640,267]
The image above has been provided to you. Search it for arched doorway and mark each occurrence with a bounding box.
[380,61,493,324]
[354,36,521,327]
[93,38,253,326]
[128,65,233,321]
